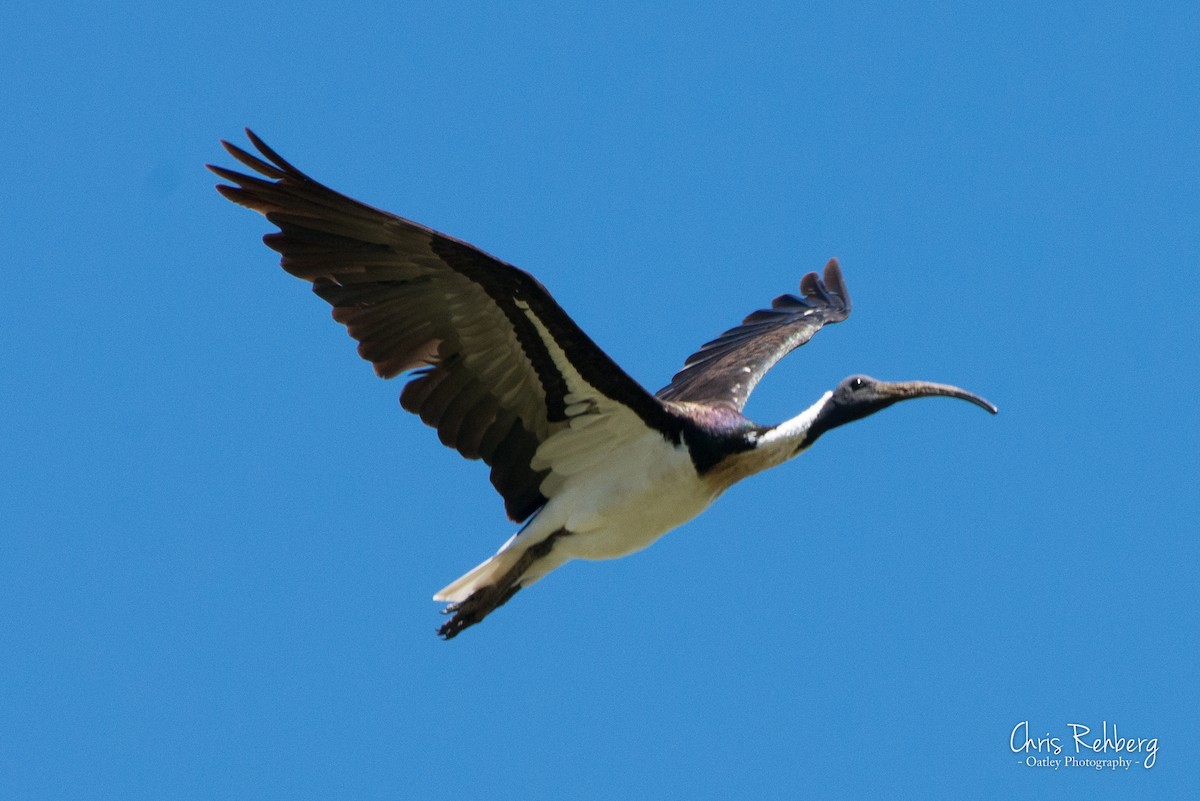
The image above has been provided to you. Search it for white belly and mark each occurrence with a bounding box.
[534,431,719,561]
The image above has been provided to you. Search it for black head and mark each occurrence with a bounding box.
[807,374,997,443]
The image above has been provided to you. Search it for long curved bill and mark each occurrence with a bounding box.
[877,380,998,414]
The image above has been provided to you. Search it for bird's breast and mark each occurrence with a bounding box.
[697,443,794,495]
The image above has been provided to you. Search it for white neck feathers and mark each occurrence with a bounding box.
[756,390,832,462]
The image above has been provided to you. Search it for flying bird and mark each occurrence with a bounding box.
[210,130,997,639]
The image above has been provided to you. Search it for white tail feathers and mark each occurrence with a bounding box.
[434,532,569,604]
[434,551,515,603]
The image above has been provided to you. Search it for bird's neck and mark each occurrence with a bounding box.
[697,391,834,494]
[755,391,834,466]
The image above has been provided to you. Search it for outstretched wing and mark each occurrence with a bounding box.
[209,130,677,522]
[656,260,851,411]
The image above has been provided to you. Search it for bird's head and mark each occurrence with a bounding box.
[807,374,997,442]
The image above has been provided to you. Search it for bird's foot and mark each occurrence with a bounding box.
[437,583,522,640]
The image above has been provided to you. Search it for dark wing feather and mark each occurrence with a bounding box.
[656,260,851,411]
[209,130,670,522]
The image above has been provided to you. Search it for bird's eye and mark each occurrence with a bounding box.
[851,377,864,390]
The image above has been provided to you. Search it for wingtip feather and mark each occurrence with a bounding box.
[242,128,306,178]
[822,258,850,309]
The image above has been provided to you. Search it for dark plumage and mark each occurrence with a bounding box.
[658,260,851,410]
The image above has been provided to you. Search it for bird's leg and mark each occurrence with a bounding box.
[437,584,523,639]
[437,531,562,639]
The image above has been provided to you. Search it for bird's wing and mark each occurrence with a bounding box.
[655,260,851,411]
[210,130,679,522]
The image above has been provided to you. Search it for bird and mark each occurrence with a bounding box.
[209,130,997,639]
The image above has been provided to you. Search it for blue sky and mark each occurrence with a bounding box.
[2,2,1197,798]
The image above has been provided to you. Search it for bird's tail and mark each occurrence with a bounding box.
[433,530,566,639]
[434,550,519,604]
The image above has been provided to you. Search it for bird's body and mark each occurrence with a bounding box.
[443,428,714,600]
[210,131,996,638]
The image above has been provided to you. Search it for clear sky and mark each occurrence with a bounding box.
[2,2,1197,799]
